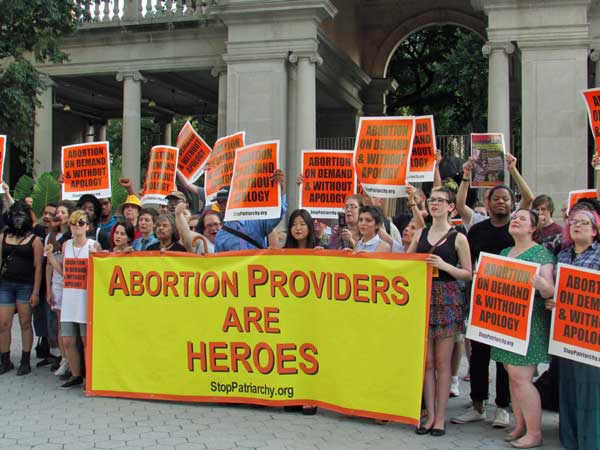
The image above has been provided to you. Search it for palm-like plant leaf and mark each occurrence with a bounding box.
[31,172,60,218]
[13,174,34,201]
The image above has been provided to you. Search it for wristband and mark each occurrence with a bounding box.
[407,203,416,208]
[462,178,470,183]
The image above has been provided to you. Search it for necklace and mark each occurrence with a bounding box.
[72,240,87,258]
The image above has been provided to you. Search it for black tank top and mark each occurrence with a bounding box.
[1,234,36,284]
[416,227,459,282]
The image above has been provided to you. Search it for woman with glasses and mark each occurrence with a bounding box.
[490,209,555,448]
[328,194,365,250]
[0,202,44,375]
[546,209,600,450]
[407,187,472,437]
[46,210,100,388]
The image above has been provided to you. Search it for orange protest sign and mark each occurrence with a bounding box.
[568,189,596,213]
[466,252,540,355]
[225,141,280,222]
[0,135,5,194]
[299,150,355,219]
[141,145,179,205]
[205,132,246,203]
[407,115,436,182]
[175,121,212,184]
[63,258,88,290]
[61,142,111,201]
[549,264,600,367]
[582,88,600,156]
[353,117,415,198]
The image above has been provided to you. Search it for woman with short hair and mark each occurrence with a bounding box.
[547,208,600,450]
[45,210,101,388]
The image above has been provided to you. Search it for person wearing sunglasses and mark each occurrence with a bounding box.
[490,209,555,448]
[45,210,101,389]
[546,209,600,450]
[408,187,472,437]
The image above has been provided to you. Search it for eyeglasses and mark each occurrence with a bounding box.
[344,204,359,211]
[427,197,450,204]
[569,219,592,227]
[205,223,221,228]
[70,219,88,227]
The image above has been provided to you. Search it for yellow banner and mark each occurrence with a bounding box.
[86,250,430,425]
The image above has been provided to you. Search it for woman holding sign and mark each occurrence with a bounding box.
[407,187,472,436]
[550,209,600,450]
[491,209,555,448]
[46,210,101,389]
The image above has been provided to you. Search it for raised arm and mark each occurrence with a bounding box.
[506,153,534,209]
[406,184,425,230]
[1,182,14,210]
[433,149,442,189]
[174,202,198,252]
[593,154,600,199]
[457,158,474,225]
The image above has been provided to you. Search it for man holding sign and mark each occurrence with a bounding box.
[215,168,287,252]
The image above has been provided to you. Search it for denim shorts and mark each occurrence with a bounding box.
[61,321,87,337]
[0,281,33,306]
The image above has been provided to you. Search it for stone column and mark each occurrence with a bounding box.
[117,71,144,191]
[162,121,172,146]
[483,42,515,153]
[211,65,227,138]
[98,123,107,142]
[84,123,95,143]
[362,78,398,116]
[33,76,54,177]
[287,52,322,210]
[592,50,600,88]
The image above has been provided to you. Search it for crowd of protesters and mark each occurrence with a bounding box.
[0,152,598,450]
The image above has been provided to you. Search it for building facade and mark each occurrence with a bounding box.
[33,0,600,210]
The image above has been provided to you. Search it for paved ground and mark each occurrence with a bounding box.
[0,325,562,450]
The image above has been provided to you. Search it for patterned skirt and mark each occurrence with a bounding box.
[429,280,465,340]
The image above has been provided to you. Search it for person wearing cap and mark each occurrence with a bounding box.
[119,195,142,239]
[214,169,287,252]
[213,187,229,214]
[165,191,186,215]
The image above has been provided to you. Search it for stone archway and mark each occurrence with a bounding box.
[367,9,486,79]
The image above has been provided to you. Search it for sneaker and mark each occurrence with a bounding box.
[450,376,460,397]
[492,407,510,428]
[451,405,486,424]
[54,359,69,377]
[60,376,83,389]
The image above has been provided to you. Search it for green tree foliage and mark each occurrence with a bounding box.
[13,174,34,201]
[0,1,84,170]
[386,26,488,135]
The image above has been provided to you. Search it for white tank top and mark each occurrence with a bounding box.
[60,238,95,324]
